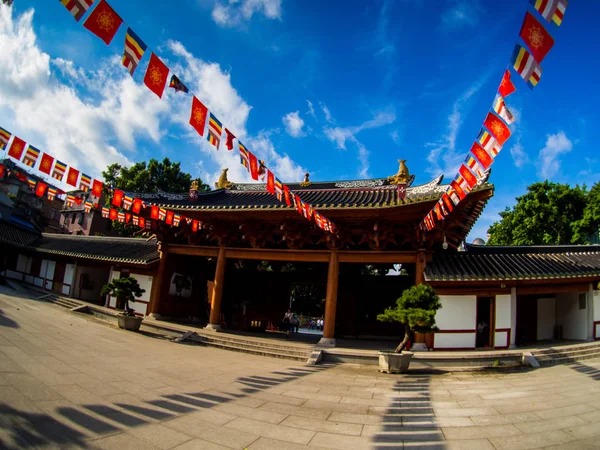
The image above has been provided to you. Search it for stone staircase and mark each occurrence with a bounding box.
[532,341,600,366]
[38,293,85,310]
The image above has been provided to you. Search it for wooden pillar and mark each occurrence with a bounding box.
[319,250,339,347]
[510,287,517,348]
[147,243,168,317]
[206,247,226,331]
[415,249,426,285]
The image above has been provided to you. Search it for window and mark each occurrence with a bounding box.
[579,293,587,310]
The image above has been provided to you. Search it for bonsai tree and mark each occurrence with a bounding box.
[377,284,442,353]
[101,276,145,316]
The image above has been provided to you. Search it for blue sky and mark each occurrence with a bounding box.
[0,0,598,241]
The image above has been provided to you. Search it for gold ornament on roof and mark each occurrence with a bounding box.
[190,180,199,191]
[388,159,410,185]
[300,172,311,187]
[215,168,233,190]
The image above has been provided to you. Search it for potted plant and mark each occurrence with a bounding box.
[101,276,146,331]
[377,284,441,373]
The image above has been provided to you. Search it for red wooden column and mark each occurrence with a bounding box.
[206,246,226,330]
[147,243,168,317]
[319,250,339,347]
[415,248,426,285]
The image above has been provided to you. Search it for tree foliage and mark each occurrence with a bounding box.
[102,158,209,194]
[487,181,592,245]
[100,276,145,316]
[377,284,442,353]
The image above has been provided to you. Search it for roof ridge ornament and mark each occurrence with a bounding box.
[215,168,234,190]
[388,159,410,185]
[299,172,311,187]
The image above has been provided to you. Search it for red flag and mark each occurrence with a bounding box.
[441,193,454,213]
[66,167,79,187]
[470,142,493,169]
[7,136,25,160]
[520,12,554,63]
[151,205,159,219]
[83,0,123,45]
[143,53,169,98]
[35,181,47,197]
[0,164,4,180]
[74,196,83,205]
[483,113,511,146]
[498,70,516,98]
[112,189,124,207]
[266,170,275,194]
[125,213,131,223]
[450,180,467,201]
[109,208,117,220]
[248,152,259,180]
[295,195,303,214]
[192,219,199,232]
[138,216,145,229]
[458,164,477,189]
[224,128,235,150]
[189,97,208,136]
[165,210,174,225]
[132,198,143,214]
[39,153,54,175]
[283,185,291,207]
[91,179,103,197]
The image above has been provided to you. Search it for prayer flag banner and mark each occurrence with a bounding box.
[143,53,169,98]
[122,195,133,210]
[493,95,515,125]
[117,211,125,223]
[112,189,124,207]
[60,0,95,22]
[79,173,91,192]
[39,153,54,175]
[207,113,222,149]
[0,164,4,180]
[192,220,199,232]
[139,216,146,229]
[169,75,189,93]
[173,213,181,227]
[498,70,516,98]
[283,185,291,207]
[125,213,131,223]
[470,142,493,169]
[477,130,501,156]
[466,155,485,179]
[239,142,250,170]
[165,210,174,225]
[266,170,275,194]
[109,208,118,220]
[0,126,11,150]
[92,179,103,197]
[483,112,511,146]
[512,44,542,89]
[248,151,259,180]
[151,205,159,219]
[84,201,93,213]
[551,0,567,26]
[83,0,123,45]
[102,206,110,218]
[122,27,147,76]
[132,198,143,214]
[225,128,235,151]
[47,187,58,201]
[520,12,554,63]
[52,160,67,181]
[23,145,40,167]
[35,181,47,197]
[66,167,80,187]
[8,136,25,160]
[274,178,283,201]
[458,164,477,189]
[189,97,208,137]
[158,207,167,221]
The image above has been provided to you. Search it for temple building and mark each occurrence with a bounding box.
[2,160,599,349]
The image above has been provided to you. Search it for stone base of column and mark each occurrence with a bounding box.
[318,337,336,348]
[509,344,517,350]
[148,313,162,320]
[204,323,221,331]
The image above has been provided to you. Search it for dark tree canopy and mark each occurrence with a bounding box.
[102,158,209,194]
[487,181,594,246]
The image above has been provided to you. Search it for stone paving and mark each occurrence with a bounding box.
[1,287,600,449]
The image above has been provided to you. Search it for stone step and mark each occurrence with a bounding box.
[534,342,600,356]
[189,334,311,358]
[52,298,83,309]
[534,345,600,361]
[192,332,311,353]
[538,351,600,366]
[189,338,310,362]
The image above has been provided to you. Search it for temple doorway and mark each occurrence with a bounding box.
[476,297,494,349]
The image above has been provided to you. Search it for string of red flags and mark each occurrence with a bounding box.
[54,0,336,233]
[421,0,568,232]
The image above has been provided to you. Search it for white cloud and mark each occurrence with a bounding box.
[323,109,396,178]
[425,83,481,177]
[282,110,305,138]
[306,100,316,119]
[320,102,334,124]
[441,0,482,30]
[509,141,529,168]
[390,130,401,145]
[212,0,282,28]
[537,131,573,179]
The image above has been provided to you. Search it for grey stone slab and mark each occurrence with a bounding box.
[125,423,194,450]
[434,407,499,417]
[171,438,231,449]
[308,432,374,450]
[248,436,329,450]
[88,431,161,450]
[563,422,600,440]
[535,404,597,420]
[303,399,369,415]
[442,424,521,440]
[214,403,288,424]
[259,401,331,420]
[444,439,496,450]
[489,430,573,449]
[225,417,316,445]
[470,411,541,426]
[164,415,259,448]
[578,410,600,423]
[280,415,363,436]
[327,411,382,425]
[515,416,587,434]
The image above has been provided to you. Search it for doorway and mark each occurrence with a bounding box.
[476,297,494,349]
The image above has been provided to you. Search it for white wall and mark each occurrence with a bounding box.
[556,292,588,341]
[594,291,600,322]
[495,294,511,328]
[106,269,152,316]
[434,295,477,349]
[435,295,476,330]
[62,264,76,296]
[537,297,556,341]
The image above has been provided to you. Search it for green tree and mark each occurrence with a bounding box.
[487,181,588,245]
[573,182,600,243]
[102,158,209,194]
[377,284,441,353]
[100,276,145,316]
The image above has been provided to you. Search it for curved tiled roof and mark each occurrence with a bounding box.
[426,245,600,282]
[0,220,39,247]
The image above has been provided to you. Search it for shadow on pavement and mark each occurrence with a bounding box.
[567,361,600,381]
[0,309,19,328]
[371,375,446,450]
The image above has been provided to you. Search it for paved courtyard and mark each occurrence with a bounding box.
[1,287,600,449]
